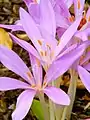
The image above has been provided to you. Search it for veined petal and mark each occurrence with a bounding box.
[40,0,56,37]
[0,24,23,31]
[0,77,30,91]
[9,33,40,60]
[44,86,70,105]
[29,54,42,85]
[45,42,86,83]
[0,45,33,84]
[20,7,42,52]
[55,16,82,57]
[74,0,85,18]
[12,90,36,120]
[78,65,90,92]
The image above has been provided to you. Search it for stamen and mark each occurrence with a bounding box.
[68,16,74,22]
[32,84,36,88]
[45,51,47,56]
[88,16,90,22]
[37,40,42,46]
[40,51,44,56]
[51,51,54,58]
[47,44,51,50]
[36,58,40,67]
[27,71,32,78]
[78,0,81,9]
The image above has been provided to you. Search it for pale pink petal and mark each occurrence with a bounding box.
[64,0,73,8]
[0,24,23,31]
[0,45,33,84]
[20,7,43,52]
[44,86,70,105]
[9,33,40,60]
[78,65,90,92]
[83,63,90,71]
[12,90,36,120]
[0,77,30,91]
[39,0,56,37]
[55,16,82,57]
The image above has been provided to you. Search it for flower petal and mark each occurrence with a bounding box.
[28,3,40,24]
[45,42,86,83]
[39,0,56,37]
[55,16,82,57]
[9,33,40,60]
[74,0,85,18]
[20,7,42,51]
[78,65,90,92]
[44,86,70,105]
[83,63,90,71]
[12,90,36,120]
[64,0,73,8]
[0,45,33,84]
[0,77,30,91]
[0,24,23,31]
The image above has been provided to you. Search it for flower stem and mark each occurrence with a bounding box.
[61,69,78,120]
[38,92,49,120]
[49,81,55,120]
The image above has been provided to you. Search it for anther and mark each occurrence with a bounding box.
[37,40,42,46]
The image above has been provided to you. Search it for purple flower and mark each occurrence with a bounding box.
[8,4,82,70]
[0,45,71,120]
[52,0,90,41]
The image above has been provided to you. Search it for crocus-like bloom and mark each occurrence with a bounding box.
[0,45,71,120]
[51,0,90,41]
[9,3,82,70]
[0,0,81,51]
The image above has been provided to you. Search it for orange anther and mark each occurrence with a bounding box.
[78,0,81,9]
[40,51,44,56]
[27,71,32,78]
[37,40,42,46]
[45,51,47,56]
[36,58,40,67]
[88,16,90,22]
[47,44,51,50]
[69,16,74,22]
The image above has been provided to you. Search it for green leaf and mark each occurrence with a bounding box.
[31,99,44,120]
